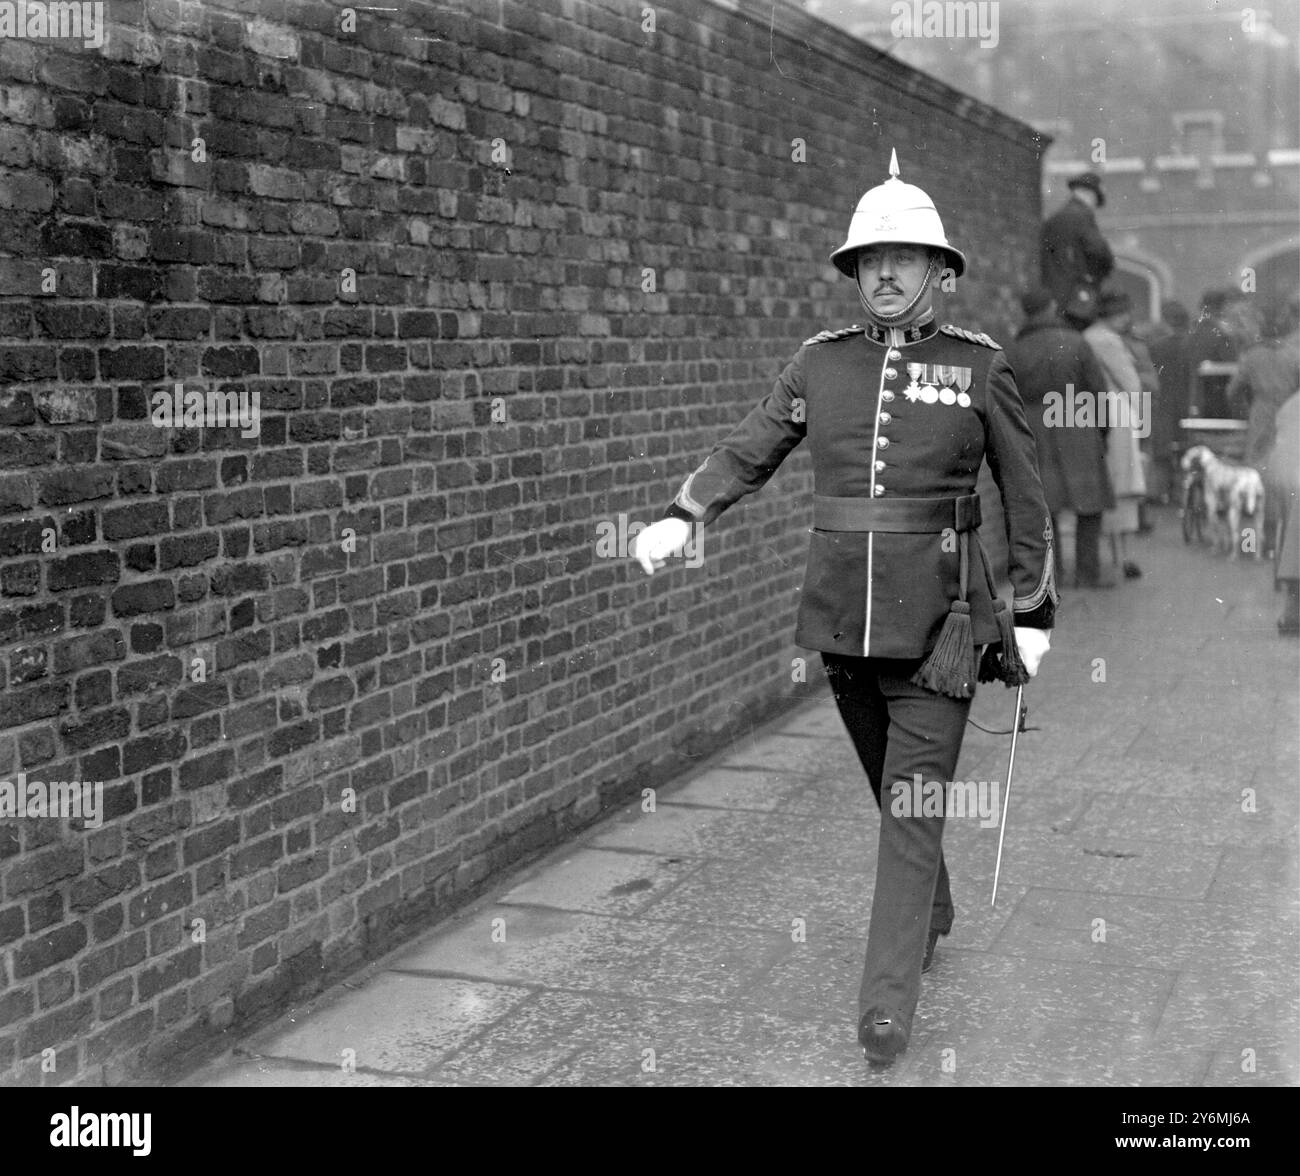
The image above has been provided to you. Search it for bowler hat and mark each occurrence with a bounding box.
[1067,171,1106,207]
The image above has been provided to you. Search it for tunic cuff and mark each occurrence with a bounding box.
[1012,598,1056,629]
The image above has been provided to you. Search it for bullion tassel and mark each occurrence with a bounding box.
[977,598,1030,686]
[911,599,977,699]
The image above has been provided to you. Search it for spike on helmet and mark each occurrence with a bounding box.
[830,149,967,279]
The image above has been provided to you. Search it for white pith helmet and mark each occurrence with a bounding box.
[830,149,967,279]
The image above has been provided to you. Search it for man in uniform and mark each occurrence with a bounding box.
[632,152,1058,1065]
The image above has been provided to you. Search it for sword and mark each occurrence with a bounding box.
[991,684,1025,908]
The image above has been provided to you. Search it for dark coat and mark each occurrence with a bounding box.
[1227,333,1300,466]
[1005,318,1116,516]
[1184,319,1238,417]
[663,318,1058,659]
[1149,329,1191,457]
[1270,393,1300,583]
[1039,197,1114,313]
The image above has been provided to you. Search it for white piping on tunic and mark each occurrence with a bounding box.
[676,466,707,518]
[862,326,905,655]
[864,536,874,656]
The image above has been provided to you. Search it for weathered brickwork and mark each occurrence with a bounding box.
[0,0,1044,1083]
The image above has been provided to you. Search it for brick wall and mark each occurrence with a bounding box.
[0,0,1044,1084]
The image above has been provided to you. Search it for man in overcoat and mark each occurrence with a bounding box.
[632,153,1058,1064]
[1149,300,1192,504]
[1039,172,1113,330]
[1185,289,1240,418]
[1005,288,1117,586]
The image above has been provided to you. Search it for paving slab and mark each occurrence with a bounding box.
[656,766,792,811]
[993,888,1300,974]
[196,1062,439,1087]
[634,857,871,937]
[1042,757,1265,798]
[914,950,1177,1032]
[1072,792,1297,847]
[224,973,531,1075]
[391,904,794,1008]
[429,992,880,1087]
[1205,845,1299,908]
[589,802,778,858]
[659,765,870,816]
[902,1018,1214,1087]
[725,732,849,774]
[496,847,701,918]
[947,833,1225,900]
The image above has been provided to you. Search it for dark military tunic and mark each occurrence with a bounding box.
[664,315,1058,659]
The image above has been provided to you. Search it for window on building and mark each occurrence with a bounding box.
[1172,111,1225,157]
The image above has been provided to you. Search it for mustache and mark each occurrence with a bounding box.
[874,284,902,295]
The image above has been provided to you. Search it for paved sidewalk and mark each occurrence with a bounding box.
[191,510,1299,1086]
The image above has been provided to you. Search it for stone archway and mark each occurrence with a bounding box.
[1110,253,1170,325]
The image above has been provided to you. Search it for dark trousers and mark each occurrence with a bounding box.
[1074,512,1103,582]
[1262,472,1280,558]
[1048,511,1102,583]
[822,655,973,1034]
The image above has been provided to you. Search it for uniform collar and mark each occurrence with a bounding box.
[863,311,939,348]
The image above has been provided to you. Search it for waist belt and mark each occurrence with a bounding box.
[808,491,1027,698]
[811,493,981,533]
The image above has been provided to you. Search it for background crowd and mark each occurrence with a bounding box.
[1009,170,1300,634]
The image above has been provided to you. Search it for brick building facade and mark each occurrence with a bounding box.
[0,0,1043,1084]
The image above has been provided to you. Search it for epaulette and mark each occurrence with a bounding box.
[802,324,865,347]
[941,323,1002,350]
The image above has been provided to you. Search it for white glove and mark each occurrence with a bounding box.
[632,517,691,575]
[1013,627,1051,677]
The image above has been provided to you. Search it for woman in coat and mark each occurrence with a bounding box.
[1085,292,1147,577]
[1269,390,1299,635]
[1228,298,1300,557]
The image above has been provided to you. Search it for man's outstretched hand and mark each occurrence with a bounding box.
[1013,627,1051,677]
[632,518,691,575]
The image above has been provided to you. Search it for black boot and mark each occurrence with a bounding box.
[858,1009,909,1066]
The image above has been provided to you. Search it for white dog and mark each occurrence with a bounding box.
[1180,445,1266,558]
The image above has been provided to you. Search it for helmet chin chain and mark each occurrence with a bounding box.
[857,253,939,327]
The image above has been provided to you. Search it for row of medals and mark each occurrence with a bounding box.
[902,363,972,407]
